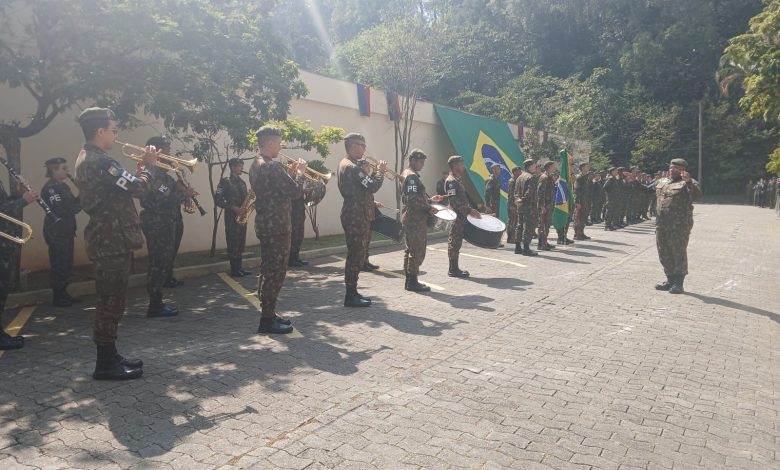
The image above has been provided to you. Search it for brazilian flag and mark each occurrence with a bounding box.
[552,149,574,230]
[435,105,525,222]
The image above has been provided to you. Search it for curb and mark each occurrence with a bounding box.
[7,233,448,309]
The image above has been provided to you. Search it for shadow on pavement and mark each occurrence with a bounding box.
[539,254,590,265]
[567,243,626,254]
[684,292,779,324]
[423,291,496,313]
[556,249,605,258]
[463,277,532,291]
[587,239,632,247]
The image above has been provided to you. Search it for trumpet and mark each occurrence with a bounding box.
[363,156,401,180]
[279,153,333,183]
[117,141,198,173]
[0,212,33,244]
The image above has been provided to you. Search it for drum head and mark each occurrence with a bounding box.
[432,204,457,221]
[467,214,506,232]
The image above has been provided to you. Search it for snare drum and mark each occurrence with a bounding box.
[371,209,403,242]
[464,213,506,249]
[430,203,457,232]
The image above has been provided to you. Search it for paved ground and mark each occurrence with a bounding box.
[0,203,778,470]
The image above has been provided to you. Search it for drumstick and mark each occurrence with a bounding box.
[376,202,400,213]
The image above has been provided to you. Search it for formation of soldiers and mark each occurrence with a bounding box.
[747,177,779,209]
[0,107,704,382]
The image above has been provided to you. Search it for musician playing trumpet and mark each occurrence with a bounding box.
[41,157,82,307]
[249,126,307,335]
[0,142,39,351]
[401,149,444,292]
[215,158,251,278]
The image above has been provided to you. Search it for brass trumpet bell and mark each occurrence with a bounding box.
[117,141,198,173]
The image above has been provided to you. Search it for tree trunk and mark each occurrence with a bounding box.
[0,125,23,290]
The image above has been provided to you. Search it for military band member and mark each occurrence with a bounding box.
[573,163,591,241]
[140,142,192,318]
[250,126,307,334]
[0,143,38,350]
[537,161,556,251]
[603,167,618,230]
[215,158,251,277]
[75,107,157,380]
[41,157,81,307]
[506,166,522,244]
[484,163,501,217]
[436,172,448,196]
[401,149,444,292]
[338,133,386,307]
[446,155,480,277]
[514,159,540,256]
[655,158,701,294]
[288,193,308,268]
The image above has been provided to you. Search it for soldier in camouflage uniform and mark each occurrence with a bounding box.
[573,163,591,241]
[484,163,501,217]
[536,161,556,251]
[140,156,191,318]
[288,195,308,268]
[654,158,702,294]
[506,167,521,244]
[602,167,619,230]
[445,156,480,277]
[514,159,540,256]
[41,157,81,307]
[250,126,307,334]
[401,149,444,292]
[75,107,155,380]
[338,133,386,307]
[215,159,251,277]
[590,172,604,224]
[0,143,38,350]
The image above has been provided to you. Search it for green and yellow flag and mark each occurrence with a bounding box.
[435,105,525,222]
[552,149,575,230]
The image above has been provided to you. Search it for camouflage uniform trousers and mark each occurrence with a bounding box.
[342,215,372,290]
[448,216,466,262]
[507,206,517,243]
[514,208,538,245]
[141,212,177,295]
[574,205,588,236]
[538,209,552,247]
[656,224,692,278]
[44,229,75,291]
[93,252,132,344]
[403,215,427,276]
[167,216,183,281]
[604,199,616,225]
[290,198,306,259]
[257,227,291,318]
[225,218,247,260]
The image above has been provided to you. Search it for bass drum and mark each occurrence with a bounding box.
[464,213,506,249]
[371,208,403,242]
[303,179,327,207]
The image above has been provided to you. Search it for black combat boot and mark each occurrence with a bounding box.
[229,258,243,277]
[522,242,538,257]
[514,243,523,254]
[258,316,294,334]
[655,277,673,291]
[52,288,73,308]
[448,260,470,278]
[344,287,371,307]
[104,342,144,369]
[63,286,82,303]
[0,321,24,351]
[93,343,143,381]
[147,292,179,318]
[163,277,184,288]
[669,275,685,294]
[288,253,308,268]
[405,274,431,292]
[238,256,252,276]
[361,261,379,272]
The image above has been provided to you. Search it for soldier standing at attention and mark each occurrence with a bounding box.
[655,158,701,294]
[215,158,252,278]
[537,161,556,251]
[573,163,591,241]
[249,126,307,334]
[75,107,157,380]
[514,159,540,256]
[0,142,38,350]
[446,156,480,277]
[401,149,444,292]
[484,163,501,217]
[41,157,81,307]
[338,133,386,307]
[139,145,192,318]
[602,167,618,231]
[506,166,522,244]
[288,190,308,268]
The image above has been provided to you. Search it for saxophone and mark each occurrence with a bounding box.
[235,190,256,225]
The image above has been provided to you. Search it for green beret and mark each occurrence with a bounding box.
[256,126,282,138]
[228,158,244,168]
[344,132,366,143]
[670,158,688,168]
[543,161,555,170]
[630,166,639,171]
[607,167,616,172]
[616,166,626,172]
[78,107,115,124]
[447,155,464,166]
[523,158,535,170]
[146,136,171,148]
[44,157,67,167]
[409,149,427,160]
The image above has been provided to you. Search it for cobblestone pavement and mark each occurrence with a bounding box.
[1,204,778,470]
